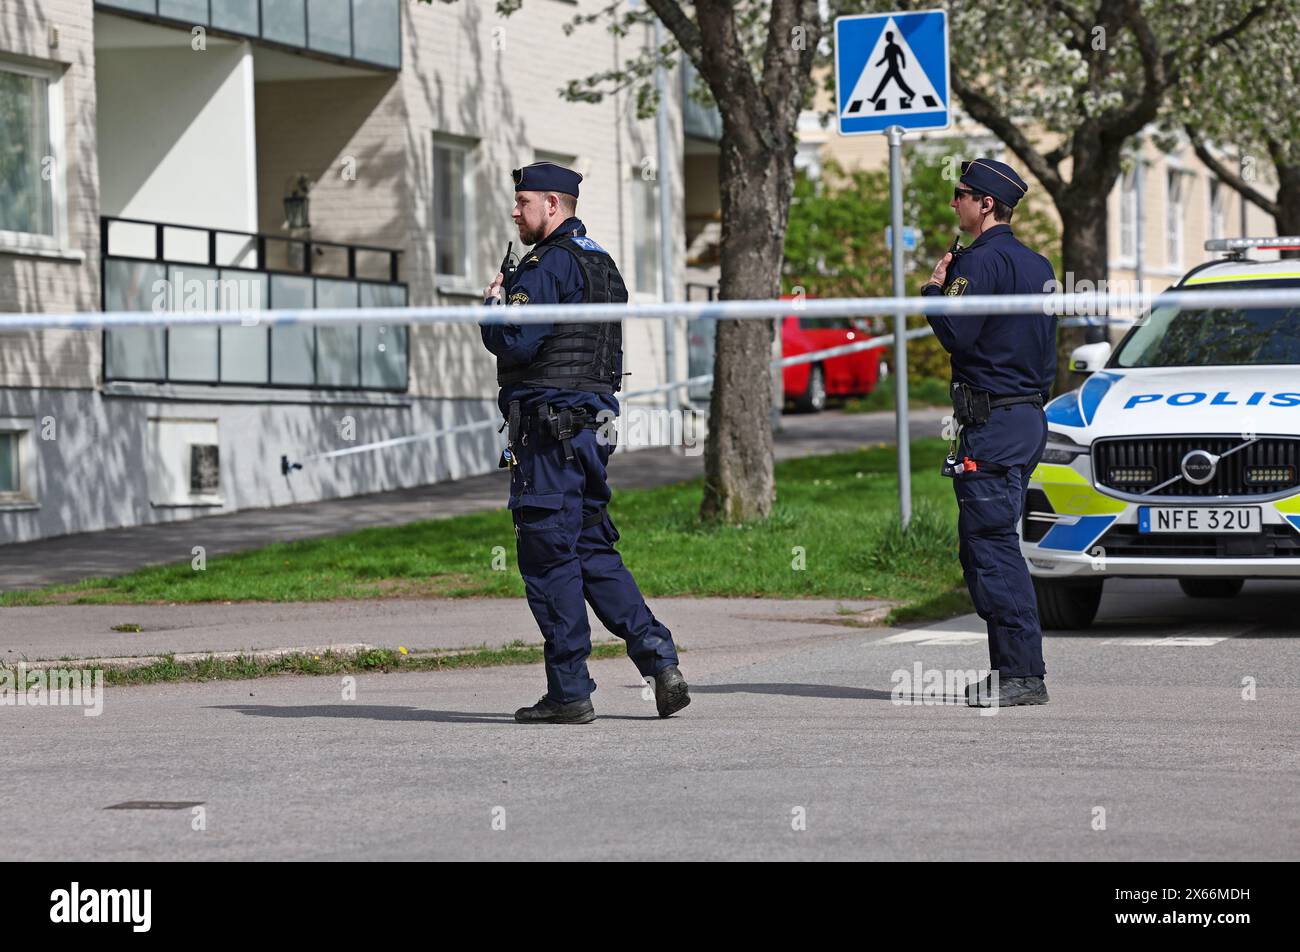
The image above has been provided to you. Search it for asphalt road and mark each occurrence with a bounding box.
[2,579,1295,861]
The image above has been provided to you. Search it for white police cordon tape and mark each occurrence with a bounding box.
[288,325,938,468]
[2,285,1298,332]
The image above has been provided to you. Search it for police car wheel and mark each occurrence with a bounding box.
[1177,578,1244,599]
[794,364,827,413]
[1033,577,1103,630]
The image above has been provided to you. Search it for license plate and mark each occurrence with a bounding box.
[1138,506,1261,534]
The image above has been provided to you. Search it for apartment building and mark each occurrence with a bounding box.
[0,0,717,544]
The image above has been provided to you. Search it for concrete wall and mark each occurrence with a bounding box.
[0,386,500,544]
[0,0,101,389]
[253,72,406,261]
[97,38,259,252]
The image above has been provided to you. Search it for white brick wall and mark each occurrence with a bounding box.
[0,0,101,390]
[1,0,688,399]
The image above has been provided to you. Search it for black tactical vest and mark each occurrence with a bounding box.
[495,233,626,394]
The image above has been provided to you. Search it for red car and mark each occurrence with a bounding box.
[782,313,884,412]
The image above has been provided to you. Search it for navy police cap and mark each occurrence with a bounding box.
[959,158,1028,208]
[512,161,582,198]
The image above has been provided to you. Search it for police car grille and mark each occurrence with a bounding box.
[1092,436,1300,497]
[1095,524,1300,559]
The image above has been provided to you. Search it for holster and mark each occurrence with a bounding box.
[538,404,614,461]
[951,382,992,426]
[543,405,585,461]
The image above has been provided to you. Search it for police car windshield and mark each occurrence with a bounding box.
[1112,280,1300,367]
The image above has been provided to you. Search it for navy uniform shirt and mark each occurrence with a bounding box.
[480,216,621,419]
[922,224,1057,399]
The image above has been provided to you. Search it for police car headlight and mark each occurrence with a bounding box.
[1040,431,1088,464]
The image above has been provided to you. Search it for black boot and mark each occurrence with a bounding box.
[653,665,691,717]
[966,675,1049,708]
[514,696,596,724]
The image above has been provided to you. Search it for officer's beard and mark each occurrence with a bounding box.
[517,220,546,246]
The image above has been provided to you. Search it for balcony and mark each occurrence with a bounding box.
[101,216,408,391]
[95,0,402,70]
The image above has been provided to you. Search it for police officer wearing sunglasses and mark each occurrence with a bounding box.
[922,159,1057,707]
[479,161,689,724]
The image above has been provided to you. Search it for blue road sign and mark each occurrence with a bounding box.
[835,9,950,136]
[885,226,919,252]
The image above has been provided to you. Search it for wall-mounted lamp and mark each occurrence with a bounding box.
[283,174,312,231]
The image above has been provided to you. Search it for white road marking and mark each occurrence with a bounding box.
[876,628,985,646]
[1098,636,1229,647]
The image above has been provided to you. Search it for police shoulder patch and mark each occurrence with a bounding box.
[508,291,530,305]
[945,276,969,297]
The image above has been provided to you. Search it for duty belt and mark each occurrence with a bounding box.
[951,382,1043,426]
[989,393,1045,410]
[520,404,606,461]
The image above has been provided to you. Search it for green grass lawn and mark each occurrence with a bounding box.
[1,439,971,623]
[843,376,950,413]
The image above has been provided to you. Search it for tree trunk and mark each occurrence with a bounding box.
[1274,162,1300,260]
[1053,177,1113,395]
[700,134,791,522]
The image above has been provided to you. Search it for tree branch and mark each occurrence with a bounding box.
[691,0,765,128]
[1186,126,1278,216]
[951,71,1065,201]
[1103,1,1269,145]
[760,0,823,133]
[1043,0,1092,53]
[1163,2,1271,89]
[644,0,705,72]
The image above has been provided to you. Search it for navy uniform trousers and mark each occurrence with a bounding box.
[509,424,678,702]
[953,403,1049,678]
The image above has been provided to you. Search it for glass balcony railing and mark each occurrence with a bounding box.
[101,216,409,392]
[95,0,402,70]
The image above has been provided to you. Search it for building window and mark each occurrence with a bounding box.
[0,59,65,253]
[1166,169,1188,270]
[0,432,18,494]
[0,421,36,506]
[433,136,475,280]
[632,169,661,296]
[1209,178,1228,241]
[1118,167,1137,262]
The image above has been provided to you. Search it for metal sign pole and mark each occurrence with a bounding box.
[887,124,911,528]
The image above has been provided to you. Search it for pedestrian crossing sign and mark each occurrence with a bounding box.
[834,9,950,136]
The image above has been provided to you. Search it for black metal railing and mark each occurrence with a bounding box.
[101,216,409,392]
[95,0,401,71]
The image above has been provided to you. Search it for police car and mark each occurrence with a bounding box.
[1024,236,1300,628]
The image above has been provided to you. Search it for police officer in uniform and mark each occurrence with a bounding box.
[480,162,689,724]
[922,159,1057,707]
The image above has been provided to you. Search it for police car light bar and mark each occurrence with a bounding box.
[1204,236,1300,254]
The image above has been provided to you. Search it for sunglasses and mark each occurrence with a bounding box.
[953,187,985,202]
